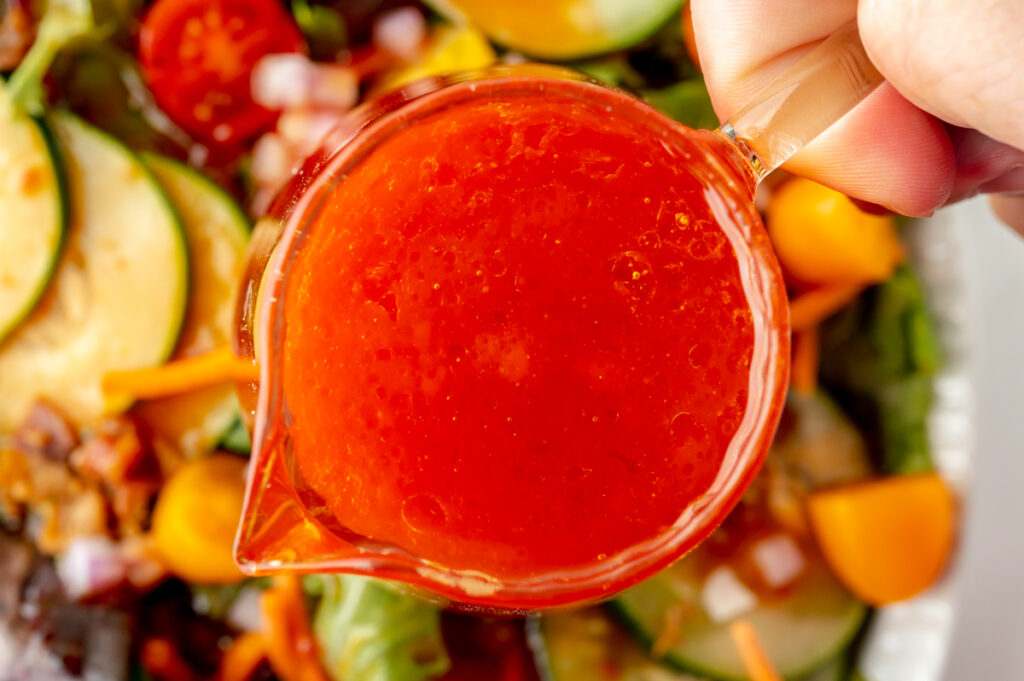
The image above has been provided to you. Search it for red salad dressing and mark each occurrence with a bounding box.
[236,73,788,609]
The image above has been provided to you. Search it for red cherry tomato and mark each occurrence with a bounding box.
[139,0,305,146]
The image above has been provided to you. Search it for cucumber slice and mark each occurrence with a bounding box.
[530,608,704,681]
[133,155,250,455]
[0,113,188,430]
[425,0,682,59]
[804,659,846,681]
[613,553,867,681]
[0,86,66,343]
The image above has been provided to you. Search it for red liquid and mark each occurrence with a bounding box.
[278,91,772,580]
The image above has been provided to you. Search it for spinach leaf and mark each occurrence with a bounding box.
[310,575,450,681]
[641,78,718,130]
[820,265,941,474]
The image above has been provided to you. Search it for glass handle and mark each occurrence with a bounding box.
[721,21,884,179]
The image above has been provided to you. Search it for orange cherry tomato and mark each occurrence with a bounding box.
[139,0,305,147]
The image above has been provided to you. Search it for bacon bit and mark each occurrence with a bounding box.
[261,575,330,681]
[790,326,820,396]
[102,347,260,401]
[72,417,159,486]
[35,487,109,555]
[651,603,688,659]
[142,637,203,681]
[216,632,269,681]
[14,401,79,462]
[788,284,863,332]
[728,619,782,681]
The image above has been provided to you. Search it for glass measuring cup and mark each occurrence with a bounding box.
[233,24,883,611]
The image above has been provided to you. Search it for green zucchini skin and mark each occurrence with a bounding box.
[0,112,189,430]
[0,105,68,344]
[612,560,866,681]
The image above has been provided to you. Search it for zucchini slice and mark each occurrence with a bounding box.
[133,154,250,455]
[0,113,188,430]
[425,0,682,60]
[530,608,704,681]
[0,86,66,343]
[613,552,866,681]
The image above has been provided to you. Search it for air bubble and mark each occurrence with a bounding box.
[402,494,447,532]
[609,251,656,304]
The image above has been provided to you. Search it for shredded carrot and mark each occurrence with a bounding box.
[651,604,687,659]
[102,347,259,400]
[215,632,268,681]
[789,283,863,331]
[790,326,820,396]
[728,619,782,681]
[140,637,201,681]
[261,575,330,681]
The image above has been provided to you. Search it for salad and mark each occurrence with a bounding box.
[0,1,957,680]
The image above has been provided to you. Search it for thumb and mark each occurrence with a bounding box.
[858,0,1024,151]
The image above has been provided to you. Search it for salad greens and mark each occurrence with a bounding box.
[821,266,941,474]
[309,575,451,681]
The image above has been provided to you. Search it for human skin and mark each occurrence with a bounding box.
[692,0,1024,230]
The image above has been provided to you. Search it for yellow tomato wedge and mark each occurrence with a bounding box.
[151,454,247,584]
[377,24,496,93]
[808,473,956,605]
[428,0,681,60]
[767,178,905,287]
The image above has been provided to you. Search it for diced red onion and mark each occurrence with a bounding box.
[700,565,758,624]
[56,536,127,600]
[277,108,344,158]
[751,533,806,589]
[253,54,358,111]
[252,54,315,110]
[372,7,426,62]
[251,132,296,188]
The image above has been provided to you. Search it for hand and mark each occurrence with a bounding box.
[692,0,1024,229]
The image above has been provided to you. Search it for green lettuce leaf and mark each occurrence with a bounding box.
[309,576,450,681]
[820,265,941,474]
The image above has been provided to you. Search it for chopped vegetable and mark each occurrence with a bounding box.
[532,607,699,681]
[104,348,259,402]
[0,113,188,430]
[0,83,67,344]
[791,326,820,396]
[261,575,330,681]
[141,637,201,681]
[764,391,872,534]
[215,632,268,681]
[425,0,682,60]
[150,454,247,584]
[291,0,348,61]
[820,266,941,474]
[138,0,306,146]
[808,473,956,606]
[310,575,451,681]
[6,0,93,114]
[789,284,864,332]
[133,155,250,456]
[614,539,866,680]
[767,178,904,288]
[375,23,496,93]
[728,620,782,681]
[641,78,719,130]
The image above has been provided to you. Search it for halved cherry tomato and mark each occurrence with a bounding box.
[139,0,305,146]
